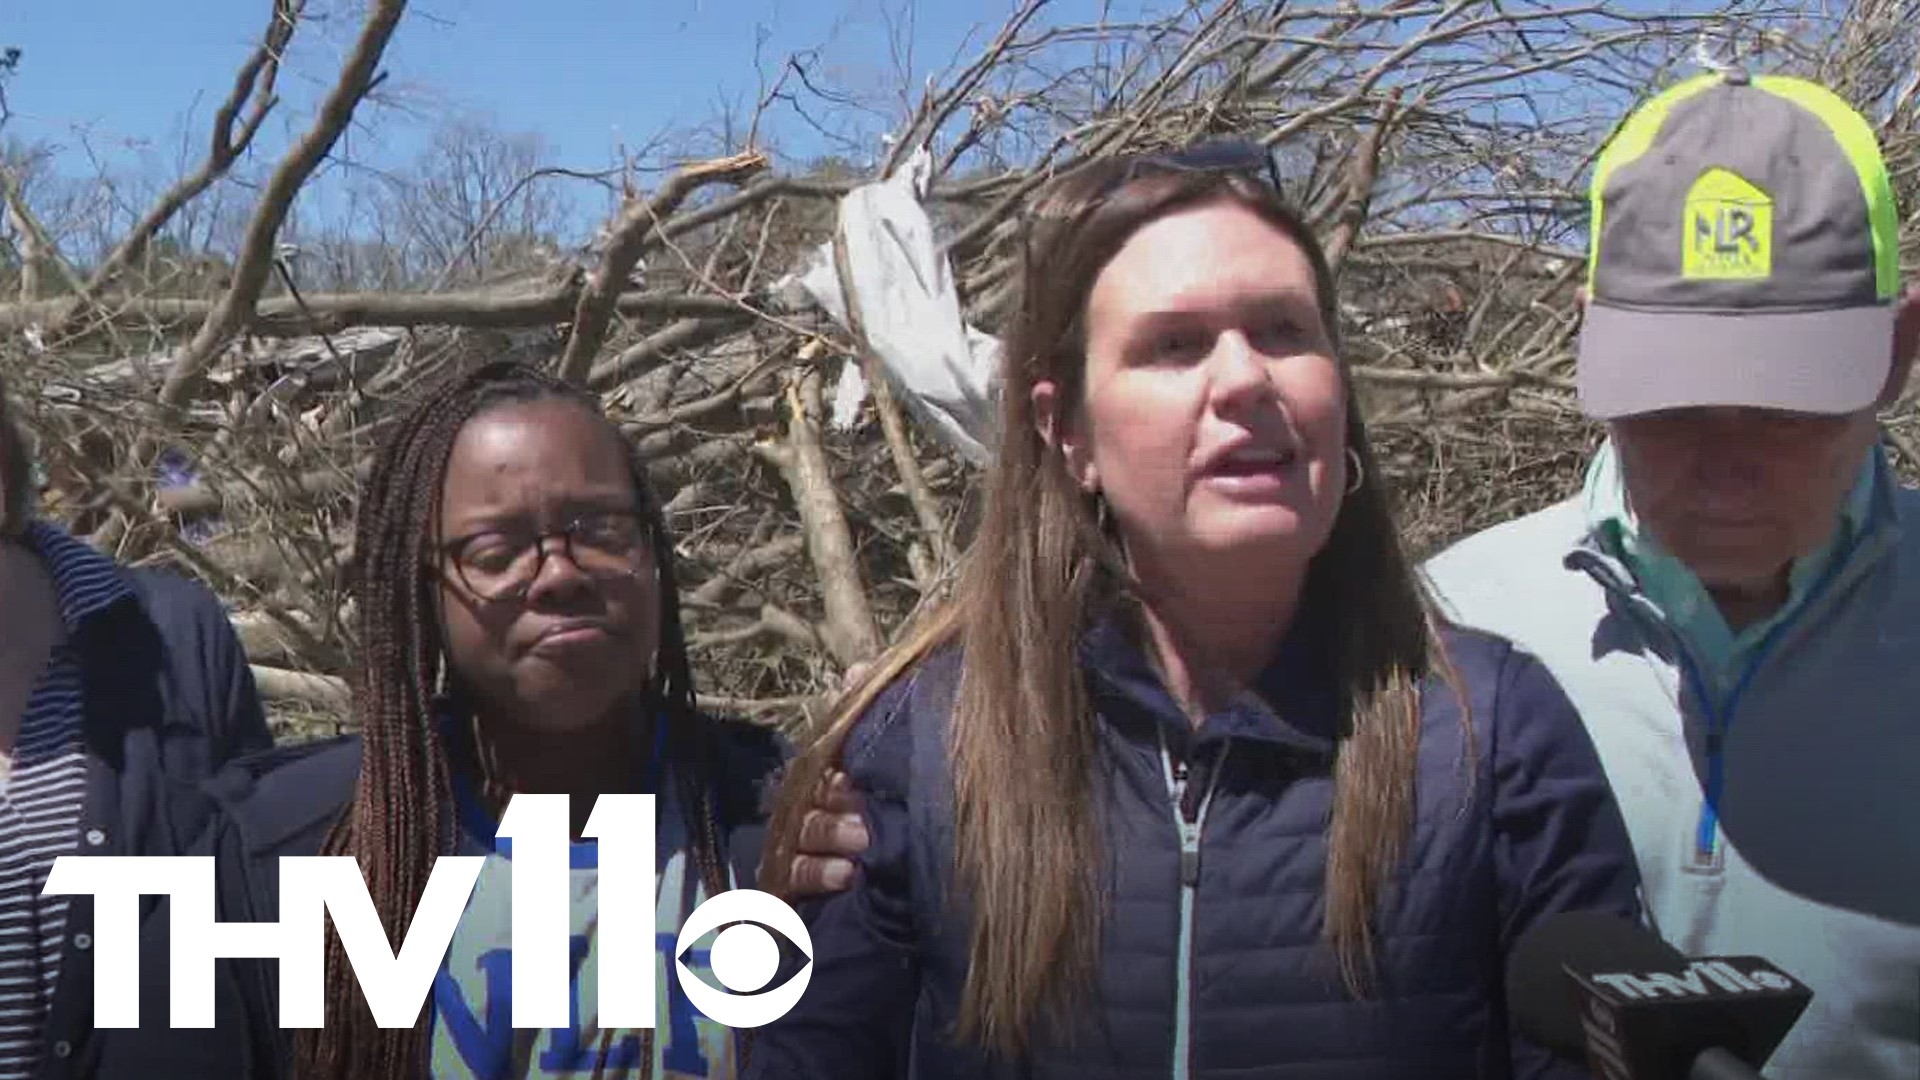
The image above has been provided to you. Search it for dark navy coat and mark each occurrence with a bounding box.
[745,615,1640,1079]
[29,560,273,1080]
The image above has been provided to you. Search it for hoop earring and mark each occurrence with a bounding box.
[1345,447,1365,495]
[432,655,454,707]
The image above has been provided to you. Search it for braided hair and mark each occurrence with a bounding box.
[292,361,729,1080]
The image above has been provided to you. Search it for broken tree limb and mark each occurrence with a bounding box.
[634,429,751,470]
[688,602,822,652]
[21,415,347,670]
[881,0,1049,178]
[0,284,753,338]
[631,358,785,431]
[756,367,881,667]
[686,534,806,609]
[5,188,44,302]
[152,462,364,517]
[867,361,948,589]
[0,168,85,301]
[250,665,351,712]
[230,608,326,668]
[696,693,818,725]
[645,170,1008,252]
[160,0,409,408]
[1348,365,1575,392]
[557,150,770,384]
[587,312,756,391]
[1320,89,1401,274]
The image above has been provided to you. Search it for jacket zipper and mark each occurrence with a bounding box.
[1569,522,1888,864]
[1158,730,1228,1080]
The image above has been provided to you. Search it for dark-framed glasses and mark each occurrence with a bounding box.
[438,510,649,602]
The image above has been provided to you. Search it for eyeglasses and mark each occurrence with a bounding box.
[437,510,650,602]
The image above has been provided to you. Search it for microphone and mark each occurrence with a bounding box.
[1506,911,1812,1080]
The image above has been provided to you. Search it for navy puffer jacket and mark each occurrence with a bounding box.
[746,614,1640,1079]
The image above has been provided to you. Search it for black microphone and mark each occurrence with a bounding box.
[1506,911,1813,1080]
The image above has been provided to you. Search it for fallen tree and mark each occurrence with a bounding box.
[2,0,1916,741]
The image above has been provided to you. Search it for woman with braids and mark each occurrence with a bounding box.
[190,360,784,1080]
[746,141,1643,1079]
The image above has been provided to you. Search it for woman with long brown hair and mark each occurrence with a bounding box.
[749,142,1640,1078]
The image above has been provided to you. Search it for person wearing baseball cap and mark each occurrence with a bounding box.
[1421,68,1920,1077]
[1576,67,1906,420]
[770,66,1920,1078]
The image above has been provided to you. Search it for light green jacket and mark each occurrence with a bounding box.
[1422,444,1919,1080]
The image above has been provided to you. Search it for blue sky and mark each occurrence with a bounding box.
[4,0,1064,162]
[2,0,1785,252]
[4,0,1126,233]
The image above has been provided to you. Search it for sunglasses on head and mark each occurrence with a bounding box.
[1131,138,1285,189]
[1030,137,1288,226]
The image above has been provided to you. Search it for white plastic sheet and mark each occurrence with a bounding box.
[776,148,1002,465]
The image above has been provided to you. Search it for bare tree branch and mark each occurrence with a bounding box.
[1320,89,1401,272]
[0,167,85,299]
[53,0,300,333]
[0,283,759,337]
[9,0,1874,740]
[556,150,769,384]
[756,365,882,666]
[159,0,409,408]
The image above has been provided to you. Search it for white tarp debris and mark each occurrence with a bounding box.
[776,147,1001,465]
[830,354,869,431]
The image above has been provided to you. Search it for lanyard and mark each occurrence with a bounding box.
[1678,528,1862,865]
[1675,653,1754,866]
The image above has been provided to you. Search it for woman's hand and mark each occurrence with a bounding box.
[785,660,876,897]
[787,768,871,896]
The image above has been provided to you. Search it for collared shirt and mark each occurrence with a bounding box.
[1580,437,1880,687]
[0,522,133,1079]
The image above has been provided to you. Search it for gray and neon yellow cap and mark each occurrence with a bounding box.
[1578,69,1902,418]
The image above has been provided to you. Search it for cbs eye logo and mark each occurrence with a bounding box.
[674,889,814,1027]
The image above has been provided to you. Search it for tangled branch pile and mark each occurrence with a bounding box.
[2,0,1917,741]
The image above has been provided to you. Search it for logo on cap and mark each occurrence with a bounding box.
[1681,167,1772,281]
